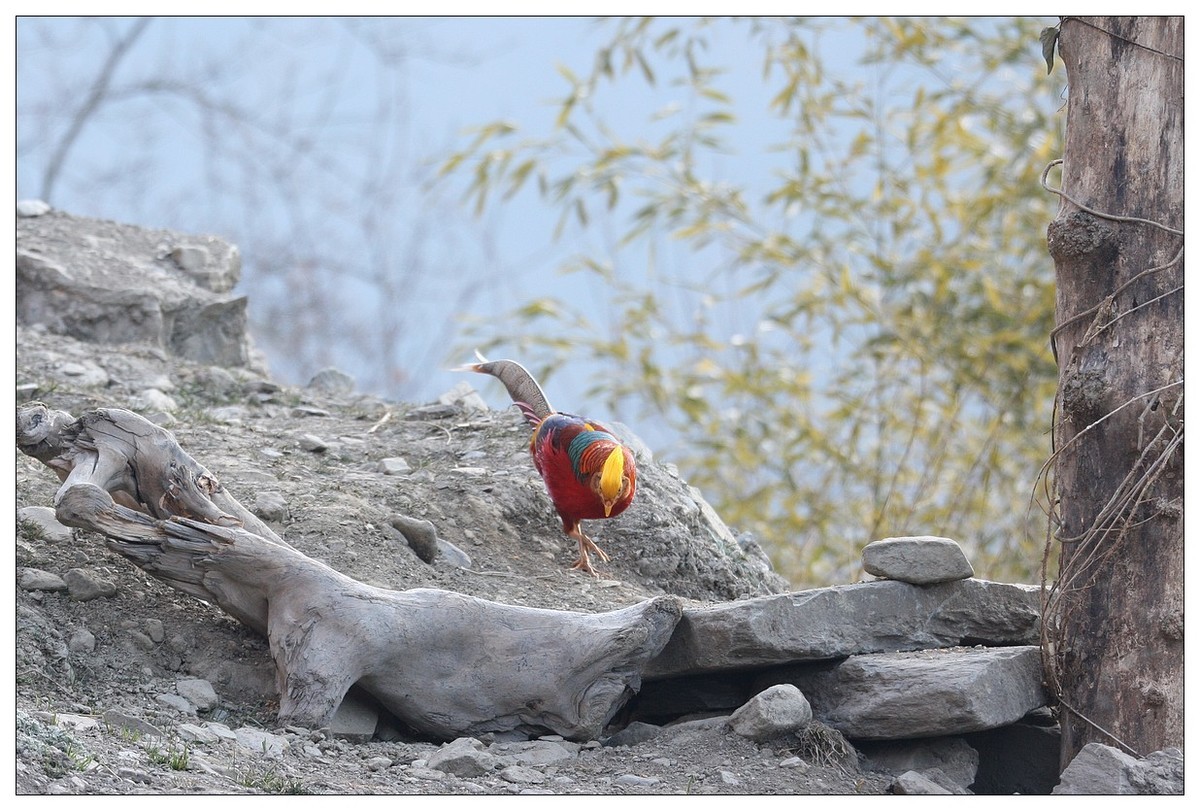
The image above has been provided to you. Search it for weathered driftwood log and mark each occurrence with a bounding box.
[16,403,682,741]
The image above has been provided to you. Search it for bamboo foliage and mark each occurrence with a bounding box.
[442,17,1064,586]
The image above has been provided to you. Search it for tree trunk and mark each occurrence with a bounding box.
[1044,16,1183,769]
[15,403,683,742]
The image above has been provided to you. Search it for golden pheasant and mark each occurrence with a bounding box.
[461,354,636,576]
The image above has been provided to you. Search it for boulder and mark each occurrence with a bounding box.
[728,684,813,742]
[17,210,249,367]
[646,579,1041,678]
[757,646,1046,740]
[1053,743,1184,795]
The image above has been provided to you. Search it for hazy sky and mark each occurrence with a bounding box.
[14,15,802,418]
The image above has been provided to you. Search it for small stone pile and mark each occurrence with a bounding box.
[619,536,1180,794]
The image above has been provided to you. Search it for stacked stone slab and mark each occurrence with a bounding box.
[640,536,1056,793]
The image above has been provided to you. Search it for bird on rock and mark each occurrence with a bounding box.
[460,353,636,576]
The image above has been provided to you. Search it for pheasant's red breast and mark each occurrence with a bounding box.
[531,413,636,525]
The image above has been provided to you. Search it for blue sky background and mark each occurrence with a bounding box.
[13,14,1064,448]
[14,15,835,423]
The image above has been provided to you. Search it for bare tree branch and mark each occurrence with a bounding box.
[41,17,154,202]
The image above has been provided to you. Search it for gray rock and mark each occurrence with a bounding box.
[661,716,732,739]
[47,776,89,794]
[501,739,579,766]
[390,514,438,563]
[298,434,329,452]
[63,568,117,601]
[1054,743,1184,795]
[178,723,221,744]
[168,244,210,272]
[117,767,154,784]
[614,774,660,786]
[499,764,546,784]
[365,756,393,772]
[18,568,68,592]
[427,737,499,777]
[57,360,110,387]
[439,380,488,413]
[168,241,240,293]
[858,736,979,789]
[233,727,289,758]
[102,710,164,740]
[67,627,96,653]
[144,619,165,643]
[17,506,74,543]
[728,684,813,742]
[127,630,156,651]
[435,539,473,569]
[406,403,458,420]
[202,722,238,742]
[308,367,356,396]
[17,199,52,217]
[377,457,412,475]
[254,491,289,523]
[646,579,1041,678]
[155,693,194,714]
[891,770,952,795]
[131,387,178,413]
[921,767,973,794]
[208,405,249,424]
[291,405,331,418]
[175,678,218,711]
[17,211,248,364]
[760,646,1046,740]
[52,713,100,732]
[736,532,777,579]
[862,536,974,584]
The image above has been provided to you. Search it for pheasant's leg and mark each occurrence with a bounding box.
[566,524,609,576]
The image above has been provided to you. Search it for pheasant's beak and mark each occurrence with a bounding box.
[604,501,614,517]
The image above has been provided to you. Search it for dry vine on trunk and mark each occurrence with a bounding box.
[1036,15,1183,768]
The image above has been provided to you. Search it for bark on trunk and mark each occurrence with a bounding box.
[1043,16,1184,769]
[16,403,682,742]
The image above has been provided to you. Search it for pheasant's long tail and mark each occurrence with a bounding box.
[457,351,554,426]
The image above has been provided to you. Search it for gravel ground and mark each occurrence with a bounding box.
[14,324,893,796]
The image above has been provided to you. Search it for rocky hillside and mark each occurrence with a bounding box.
[12,207,829,795]
[13,207,1182,795]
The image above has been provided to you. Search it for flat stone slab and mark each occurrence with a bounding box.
[645,579,1041,679]
[759,646,1047,740]
[862,536,974,584]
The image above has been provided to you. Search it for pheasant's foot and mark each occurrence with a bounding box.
[582,537,610,563]
[570,553,601,577]
[567,526,610,577]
